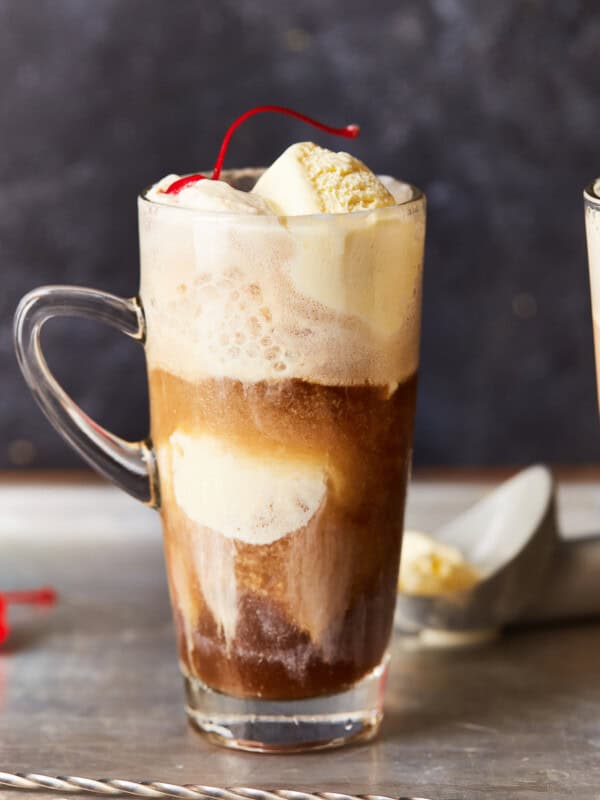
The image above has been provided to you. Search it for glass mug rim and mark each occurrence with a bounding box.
[139,168,425,222]
[584,178,600,207]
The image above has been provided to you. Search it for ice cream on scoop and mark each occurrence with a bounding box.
[252,142,396,215]
[398,530,480,597]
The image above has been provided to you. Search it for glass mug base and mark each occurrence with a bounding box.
[183,656,388,753]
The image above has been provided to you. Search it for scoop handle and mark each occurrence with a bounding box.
[519,534,600,623]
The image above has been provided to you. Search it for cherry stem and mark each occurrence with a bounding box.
[164,105,360,194]
[2,587,56,606]
[211,105,360,180]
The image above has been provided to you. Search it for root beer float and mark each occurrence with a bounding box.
[140,107,425,742]
[14,105,426,751]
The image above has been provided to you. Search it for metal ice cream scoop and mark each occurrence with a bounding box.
[395,466,600,640]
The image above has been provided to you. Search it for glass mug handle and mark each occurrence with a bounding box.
[14,286,159,507]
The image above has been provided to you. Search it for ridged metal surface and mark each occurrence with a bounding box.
[0,773,429,800]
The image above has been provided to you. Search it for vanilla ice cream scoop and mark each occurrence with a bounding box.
[146,174,276,214]
[252,142,396,215]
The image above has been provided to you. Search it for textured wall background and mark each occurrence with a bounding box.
[1,0,600,468]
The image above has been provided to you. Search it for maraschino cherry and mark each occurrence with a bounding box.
[0,586,56,645]
[163,105,360,195]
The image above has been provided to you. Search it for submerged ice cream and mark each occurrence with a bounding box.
[170,431,327,545]
[141,139,425,699]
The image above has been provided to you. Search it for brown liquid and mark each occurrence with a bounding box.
[150,369,417,700]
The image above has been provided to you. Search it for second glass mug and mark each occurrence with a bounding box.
[14,170,426,752]
[586,178,600,399]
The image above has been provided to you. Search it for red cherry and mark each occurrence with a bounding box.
[0,596,7,645]
[3,587,56,605]
[0,587,56,645]
[163,105,360,195]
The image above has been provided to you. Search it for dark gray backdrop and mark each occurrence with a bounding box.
[1,0,599,468]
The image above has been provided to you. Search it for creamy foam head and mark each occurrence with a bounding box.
[139,169,425,386]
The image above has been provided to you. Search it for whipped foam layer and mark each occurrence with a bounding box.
[139,171,424,386]
[168,431,326,545]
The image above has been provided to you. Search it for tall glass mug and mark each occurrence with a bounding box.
[14,170,426,752]
[586,179,600,395]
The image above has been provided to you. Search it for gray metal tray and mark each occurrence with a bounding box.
[2,477,600,800]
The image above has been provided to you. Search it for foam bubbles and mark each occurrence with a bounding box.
[186,268,293,377]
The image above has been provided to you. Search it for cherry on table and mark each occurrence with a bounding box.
[0,587,57,645]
